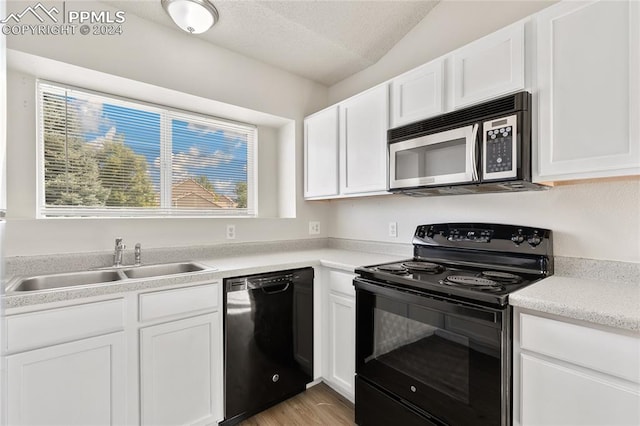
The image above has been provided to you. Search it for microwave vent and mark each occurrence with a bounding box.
[389,92,527,143]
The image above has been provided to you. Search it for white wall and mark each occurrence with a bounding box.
[325,0,640,263]
[329,0,554,103]
[4,1,330,256]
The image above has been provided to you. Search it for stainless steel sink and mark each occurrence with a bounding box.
[11,270,126,292]
[122,262,206,279]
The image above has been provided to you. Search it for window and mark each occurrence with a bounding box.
[37,81,256,217]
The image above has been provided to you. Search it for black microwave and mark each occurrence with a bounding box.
[388,91,545,196]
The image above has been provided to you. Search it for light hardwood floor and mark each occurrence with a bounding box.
[239,383,355,426]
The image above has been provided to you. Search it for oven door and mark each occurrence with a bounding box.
[355,278,509,426]
[389,124,479,190]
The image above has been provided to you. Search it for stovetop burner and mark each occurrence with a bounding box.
[376,264,409,275]
[442,275,504,292]
[402,261,444,274]
[481,270,522,283]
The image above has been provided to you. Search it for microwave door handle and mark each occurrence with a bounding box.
[470,124,479,181]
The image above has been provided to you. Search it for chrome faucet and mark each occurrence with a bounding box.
[134,243,142,266]
[113,238,126,267]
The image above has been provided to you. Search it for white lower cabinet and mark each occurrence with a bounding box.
[322,268,356,401]
[7,332,126,426]
[328,293,356,398]
[140,312,222,426]
[514,308,640,426]
[4,281,223,426]
[520,354,639,425]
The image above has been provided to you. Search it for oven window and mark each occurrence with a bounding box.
[357,290,504,425]
[395,138,466,180]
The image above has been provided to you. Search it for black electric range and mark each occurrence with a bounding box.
[354,223,553,426]
[356,222,553,308]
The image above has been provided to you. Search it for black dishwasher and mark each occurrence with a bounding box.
[222,267,314,425]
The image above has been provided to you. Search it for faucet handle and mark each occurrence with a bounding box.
[115,237,125,248]
[135,243,142,266]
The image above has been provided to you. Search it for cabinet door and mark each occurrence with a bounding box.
[520,354,640,425]
[328,292,356,399]
[304,106,339,198]
[339,85,389,195]
[452,21,525,108]
[536,0,640,180]
[7,333,126,426]
[390,59,444,128]
[140,312,222,426]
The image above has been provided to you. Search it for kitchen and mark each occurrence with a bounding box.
[0,0,638,425]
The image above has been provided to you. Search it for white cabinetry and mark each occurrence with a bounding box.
[304,85,389,200]
[390,59,444,127]
[452,21,525,109]
[4,281,223,426]
[5,300,127,426]
[339,85,389,195]
[304,106,339,198]
[140,313,221,426]
[322,268,356,401]
[138,283,222,426]
[535,0,640,181]
[514,309,640,426]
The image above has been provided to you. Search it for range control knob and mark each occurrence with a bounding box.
[511,230,525,245]
[527,231,542,247]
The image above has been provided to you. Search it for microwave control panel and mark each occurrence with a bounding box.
[482,114,517,180]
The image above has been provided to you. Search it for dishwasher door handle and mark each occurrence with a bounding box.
[260,282,290,294]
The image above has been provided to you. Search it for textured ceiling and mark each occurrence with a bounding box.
[102,0,439,86]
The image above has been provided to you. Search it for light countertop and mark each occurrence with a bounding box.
[3,249,405,310]
[510,275,640,332]
[6,246,639,334]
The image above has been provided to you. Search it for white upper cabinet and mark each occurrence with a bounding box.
[339,84,389,195]
[452,21,525,109]
[304,106,339,198]
[390,59,444,128]
[535,0,640,181]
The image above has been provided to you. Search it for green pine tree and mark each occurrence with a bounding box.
[235,181,247,208]
[96,136,158,208]
[43,93,110,206]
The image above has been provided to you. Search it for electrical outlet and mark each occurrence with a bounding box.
[226,224,236,240]
[389,222,398,238]
[309,221,320,235]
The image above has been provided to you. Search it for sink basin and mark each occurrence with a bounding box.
[122,262,206,279]
[11,270,125,292]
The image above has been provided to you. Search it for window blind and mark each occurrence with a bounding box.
[37,81,256,217]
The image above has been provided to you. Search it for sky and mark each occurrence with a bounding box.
[78,98,248,198]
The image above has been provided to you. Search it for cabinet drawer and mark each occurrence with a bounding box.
[139,283,219,322]
[328,270,355,296]
[6,299,125,353]
[520,313,640,383]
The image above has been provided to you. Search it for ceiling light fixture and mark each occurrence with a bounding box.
[161,0,219,34]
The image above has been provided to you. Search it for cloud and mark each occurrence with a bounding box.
[173,148,234,171]
[212,180,236,196]
[86,126,117,149]
[71,98,111,134]
[186,122,215,136]
[185,122,246,145]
